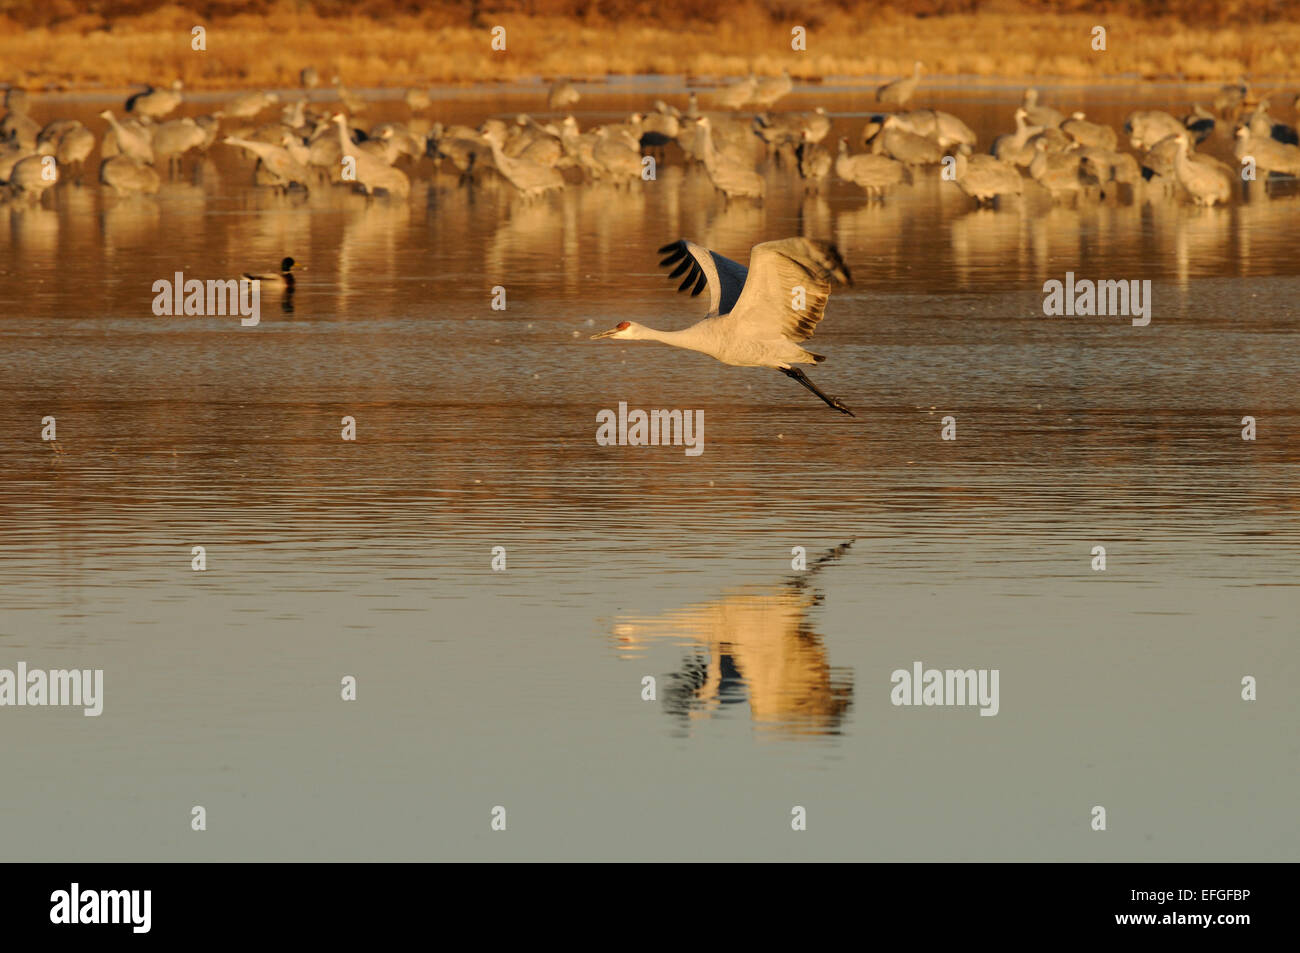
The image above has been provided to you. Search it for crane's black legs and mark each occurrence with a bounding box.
[780,367,855,417]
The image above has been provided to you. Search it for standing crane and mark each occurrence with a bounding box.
[695,117,764,201]
[331,113,410,198]
[100,109,154,164]
[877,62,923,106]
[714,76,757,110]
[590,238,856,416]
[126,80,183,120]
[1172,134,1230,205]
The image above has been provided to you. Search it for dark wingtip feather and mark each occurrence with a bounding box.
[824,242,853,286]
[657,240,684,255]
[677,272,695,292]
[667,258,692,279]
[691,270,707,297]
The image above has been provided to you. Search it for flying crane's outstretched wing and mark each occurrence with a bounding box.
[657,240,749,316]
[726,238,852,343]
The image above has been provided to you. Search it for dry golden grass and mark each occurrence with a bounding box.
[1,3,1298,90]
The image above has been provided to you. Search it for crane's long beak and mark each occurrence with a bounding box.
[590,327,620,340]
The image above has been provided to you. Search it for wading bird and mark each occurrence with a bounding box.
[877,61,923,106]
[1172,134,1231,205]
[590,238,855,416]
[126,80,183,120]
[547,80,580,110]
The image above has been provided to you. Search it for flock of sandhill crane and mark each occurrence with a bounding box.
[2,67,1298,209]
[3,67,1297,415]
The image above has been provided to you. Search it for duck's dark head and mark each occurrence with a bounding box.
[281,256,296,272]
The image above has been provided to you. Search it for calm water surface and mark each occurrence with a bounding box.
[1,82,1297,860]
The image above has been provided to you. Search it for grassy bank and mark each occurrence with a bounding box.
[2,2,1298,91]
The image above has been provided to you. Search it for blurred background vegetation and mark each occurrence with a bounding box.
[1,1,1295,88]
[1,0,1294,29]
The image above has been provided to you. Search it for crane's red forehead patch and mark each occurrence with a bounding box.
[616,321,631,330]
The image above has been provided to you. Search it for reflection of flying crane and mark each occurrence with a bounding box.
[613,540,855,737]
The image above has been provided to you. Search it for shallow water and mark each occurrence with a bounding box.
[1,83,1297,861]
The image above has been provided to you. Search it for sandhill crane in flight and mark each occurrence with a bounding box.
[590,238,856,416]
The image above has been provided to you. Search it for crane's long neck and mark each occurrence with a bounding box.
[335,118,353,156]
[629,322,715,355]
[485,136,511,172]
[699,126,718,170]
